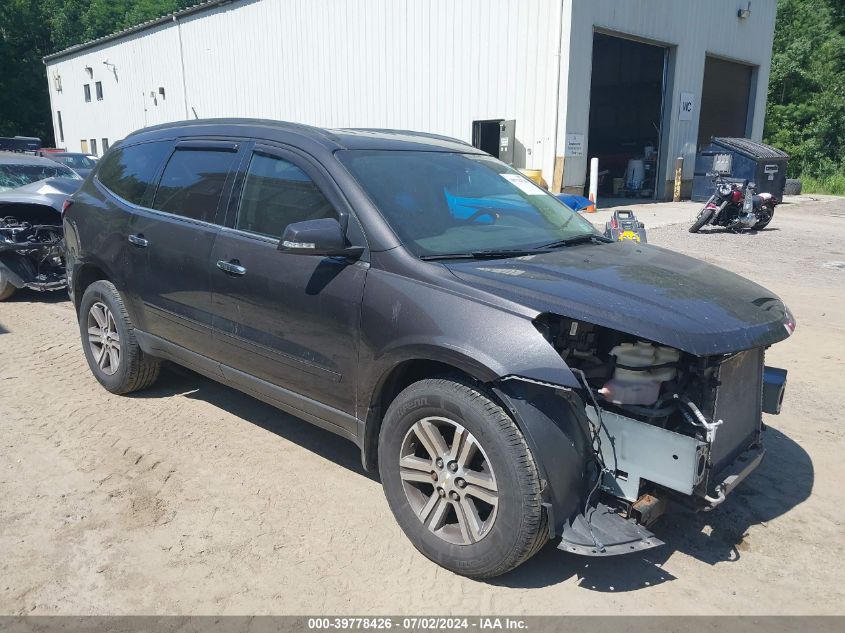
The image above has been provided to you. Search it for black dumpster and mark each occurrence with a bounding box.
[692,137,789,202]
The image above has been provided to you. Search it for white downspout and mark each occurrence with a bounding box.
[550,0,566,190]
[174,15,189,120]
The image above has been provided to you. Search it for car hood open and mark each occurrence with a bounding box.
[444,241,793,356]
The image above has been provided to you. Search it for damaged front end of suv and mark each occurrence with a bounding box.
[0,178,75,301]
[495,310,792,556]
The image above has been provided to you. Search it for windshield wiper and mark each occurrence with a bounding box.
[419,235,614,261]
[537,233,614,249]
[420,249,539,261]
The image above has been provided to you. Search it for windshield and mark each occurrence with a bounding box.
[338,150,597,256]
[0,163,81,192]
[54,154,96,169]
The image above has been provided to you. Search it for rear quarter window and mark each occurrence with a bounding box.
[96,140,172,206]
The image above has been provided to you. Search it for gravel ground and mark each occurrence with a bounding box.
[0,197,843,615]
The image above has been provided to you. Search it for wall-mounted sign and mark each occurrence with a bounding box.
[679,92,695,121]
[566,133,585,156]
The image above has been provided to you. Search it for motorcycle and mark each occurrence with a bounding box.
[689,174,776,233]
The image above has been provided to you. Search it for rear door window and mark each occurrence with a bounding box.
[153,148,239,222]
[235,152,335,238]
[97,141,172,206]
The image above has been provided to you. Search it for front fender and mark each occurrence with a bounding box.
[493,378,593,537]
[358,267,580,410]
[0,253,36,288]
[357,266,583,480]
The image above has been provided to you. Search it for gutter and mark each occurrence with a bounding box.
[42,0,236,64]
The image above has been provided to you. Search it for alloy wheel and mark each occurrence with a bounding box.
[87,301,121,376]
[399,416,498,545]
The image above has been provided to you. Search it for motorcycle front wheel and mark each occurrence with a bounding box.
[689,207,715,233]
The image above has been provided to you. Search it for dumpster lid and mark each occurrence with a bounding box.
[711,137,788,160]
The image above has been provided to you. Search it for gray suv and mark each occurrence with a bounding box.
[63,119,792,577]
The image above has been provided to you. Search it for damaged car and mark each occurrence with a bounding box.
[63,120,793,578]
[0,152,82,300]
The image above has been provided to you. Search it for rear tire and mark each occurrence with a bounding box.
[689,207,714,233]
[0,272,16,301]
[753,207,774,230]
[378,378,547,578]
[78,280,160,394]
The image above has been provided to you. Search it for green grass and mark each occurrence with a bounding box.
[802,172,845,196]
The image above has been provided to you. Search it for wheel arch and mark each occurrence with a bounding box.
[360,354,593,539]
[72,262,110,311]
[359,348,501,472]
[0,254,31,289]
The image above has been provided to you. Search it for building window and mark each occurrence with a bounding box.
[83,84,91,102]
[90,139,98,156]
[102,138,110,153]
[95,81,103,100]
[80,139,89,153]
[57,111,64,143]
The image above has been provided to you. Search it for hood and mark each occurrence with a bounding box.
[0,177,82,212]
[444,241,793,356]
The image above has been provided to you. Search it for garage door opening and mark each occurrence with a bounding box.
[698,56,753,148]
[587,33,667,200]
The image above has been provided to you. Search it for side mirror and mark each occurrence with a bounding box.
[278,217,364,258]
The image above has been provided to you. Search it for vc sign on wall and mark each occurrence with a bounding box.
[679,92,695,121]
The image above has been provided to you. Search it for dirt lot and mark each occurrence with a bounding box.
[1,197,844,615]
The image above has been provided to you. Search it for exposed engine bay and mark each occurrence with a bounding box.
[533,313,787,551]
[0,210,67,294]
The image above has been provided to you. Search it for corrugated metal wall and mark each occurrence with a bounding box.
[46,0,565,177]
[44,0,777,192]
[45,23,188,151]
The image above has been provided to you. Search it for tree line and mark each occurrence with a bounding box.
[1,0,843,191]
[0,0,193,144]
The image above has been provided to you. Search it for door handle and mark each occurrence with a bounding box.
[216,259,246,276]
[128,234,148,247]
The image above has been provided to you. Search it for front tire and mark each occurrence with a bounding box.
[689,207,714,233]
[78,280,160,394]
[378,378,546,578]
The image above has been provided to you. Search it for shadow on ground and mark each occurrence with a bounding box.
[130,364,813,593]
[129,363,377,482]
[5,288,70,304]
[699,226,781,235]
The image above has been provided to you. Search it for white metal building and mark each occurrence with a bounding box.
[43,0,777,198]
